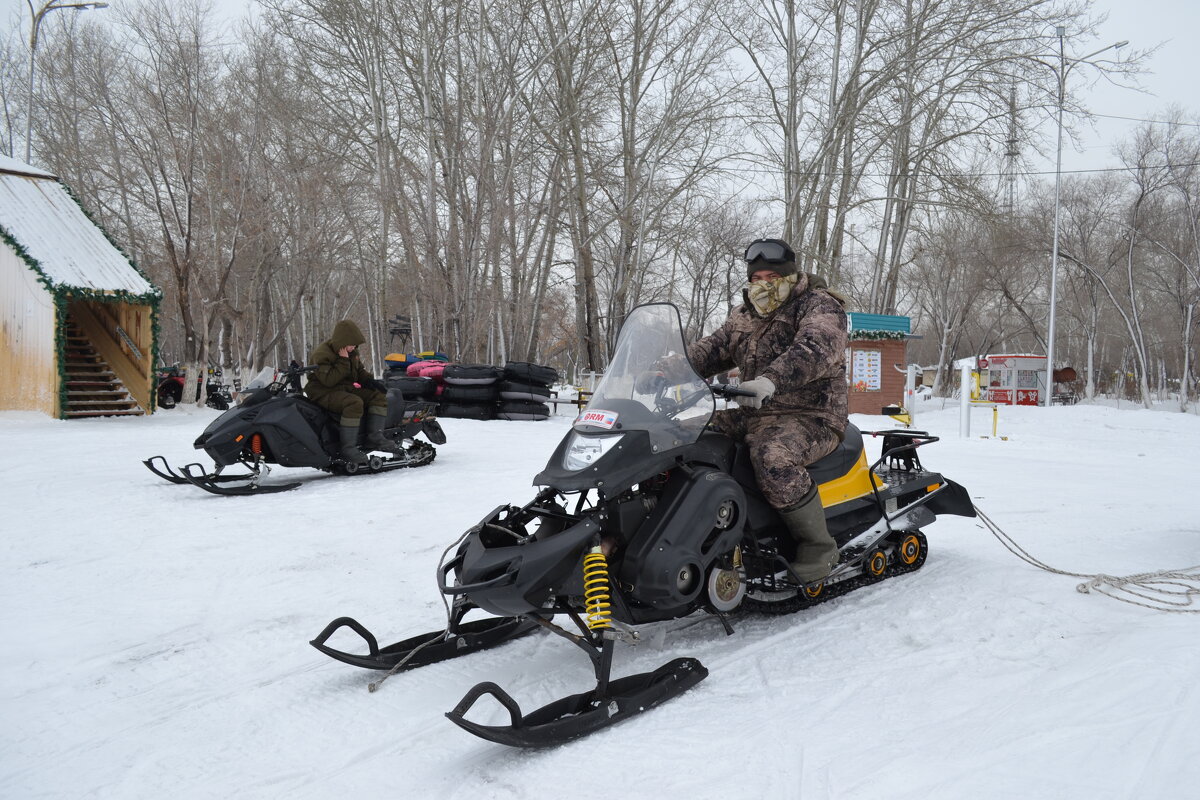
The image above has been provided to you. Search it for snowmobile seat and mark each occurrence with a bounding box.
[805,424,863,486]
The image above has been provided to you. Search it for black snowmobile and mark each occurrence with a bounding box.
[144,363,446,495]
[311,303,975,747]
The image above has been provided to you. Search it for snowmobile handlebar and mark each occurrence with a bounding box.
[709,384,757,399]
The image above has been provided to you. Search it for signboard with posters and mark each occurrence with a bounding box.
[850,348,882,392]
[983,354,1046,405]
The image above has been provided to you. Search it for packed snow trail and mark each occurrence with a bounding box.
[2,401,1198,799]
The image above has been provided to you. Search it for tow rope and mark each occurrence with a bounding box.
[973,505,1200,613]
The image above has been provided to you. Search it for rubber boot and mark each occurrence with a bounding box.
[337,417,370,465]
[364,409,404,456]
[780,486,840,583]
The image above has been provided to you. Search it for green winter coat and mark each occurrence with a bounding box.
[304,320,375,404]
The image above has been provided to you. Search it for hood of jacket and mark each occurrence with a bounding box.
[329,320,366,350]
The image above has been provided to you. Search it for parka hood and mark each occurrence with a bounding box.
[330,320,366,350]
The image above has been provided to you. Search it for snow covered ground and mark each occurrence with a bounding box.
[2,398,1198,799]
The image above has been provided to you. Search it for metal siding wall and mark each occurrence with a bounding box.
[0,244,58,414]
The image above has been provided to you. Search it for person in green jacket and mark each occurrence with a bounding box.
[304,319,399,463]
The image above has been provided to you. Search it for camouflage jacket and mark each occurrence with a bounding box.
[687,273,849,433]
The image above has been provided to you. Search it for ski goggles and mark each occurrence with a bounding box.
[744,240,794,264]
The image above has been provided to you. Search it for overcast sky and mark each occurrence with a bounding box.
[3,0,1196,177]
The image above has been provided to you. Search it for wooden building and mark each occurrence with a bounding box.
[845,312,910,415]
[0,156,160,418]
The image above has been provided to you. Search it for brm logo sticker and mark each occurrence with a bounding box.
[575,409,619,430]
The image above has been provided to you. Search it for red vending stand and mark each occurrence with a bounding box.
[981,354,1047,406]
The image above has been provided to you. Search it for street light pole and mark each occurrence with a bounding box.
[1043,28,1127,407]
[24,1,108,164]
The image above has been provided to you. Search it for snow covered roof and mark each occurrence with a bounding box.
[0,155,158,299]
[0,154,56,179]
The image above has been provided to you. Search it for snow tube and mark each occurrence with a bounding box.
[496,400,551,421]
[385,353,418,371]
[503,361,558,387]
[441,384,499,403]
[385,374,435,399]
[443,364,504,386]
[438,402,496,421]
[406,360,441,377]
[497,380,552,402]
[419,363,446,380]
[416,350,450,362]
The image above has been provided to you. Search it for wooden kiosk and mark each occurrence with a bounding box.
[845,312,911,415]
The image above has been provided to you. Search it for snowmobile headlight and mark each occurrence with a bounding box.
[562,432,623,471]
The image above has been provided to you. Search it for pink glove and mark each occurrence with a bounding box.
[353,382,362,388]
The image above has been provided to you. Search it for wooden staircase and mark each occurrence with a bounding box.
[63,318,145,418]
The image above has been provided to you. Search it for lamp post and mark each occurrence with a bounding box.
[1043,27,1127,407]
[24,1,108,164]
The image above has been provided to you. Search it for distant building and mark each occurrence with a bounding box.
[846,312,911,415]
[0,155,160,418]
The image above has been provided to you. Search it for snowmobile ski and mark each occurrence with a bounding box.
[143,455,255,486]
[179,462,302,495]
[310,613,537,671]
[446,655,708,748]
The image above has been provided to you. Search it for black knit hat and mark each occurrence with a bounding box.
[744,238,797,279]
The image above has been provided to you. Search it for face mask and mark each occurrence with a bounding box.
[746,274,798,315]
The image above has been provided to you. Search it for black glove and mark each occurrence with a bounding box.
[366,378,388,394]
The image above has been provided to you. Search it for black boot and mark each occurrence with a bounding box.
[338,417,370,465]
[364,410,404,456]
[780,487,840,583]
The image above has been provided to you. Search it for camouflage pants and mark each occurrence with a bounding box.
[710,410,841,510]
[310,387,386,422]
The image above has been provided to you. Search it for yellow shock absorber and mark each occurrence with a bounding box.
[582,547,612,630]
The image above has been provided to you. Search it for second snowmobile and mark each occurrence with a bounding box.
[145,363,446,495]
[312,303,975,747]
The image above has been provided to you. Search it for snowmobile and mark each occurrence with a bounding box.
[144,363,446,496]
[311,303,975,747]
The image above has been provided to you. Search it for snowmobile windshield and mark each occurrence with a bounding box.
[243,367,276,391]
[576,303,714,453]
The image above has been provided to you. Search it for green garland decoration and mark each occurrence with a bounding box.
[848,329,909,342]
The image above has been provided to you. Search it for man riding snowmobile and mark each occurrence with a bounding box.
[656,238,848,583]
[305,319,400,464]
[311,301,976,747]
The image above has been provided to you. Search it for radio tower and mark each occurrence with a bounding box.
[1001,86,1019,217]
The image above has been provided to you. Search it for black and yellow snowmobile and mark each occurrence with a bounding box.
[312,303,974,747]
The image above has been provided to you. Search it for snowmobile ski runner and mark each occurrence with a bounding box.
[314,303,975,747]
[144,363,444,495]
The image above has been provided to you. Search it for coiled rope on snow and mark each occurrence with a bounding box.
[973,505,1200,613]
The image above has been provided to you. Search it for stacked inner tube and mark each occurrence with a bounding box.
[387,358,559,421]
[496,361,557,420]
[439,364,504,420]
